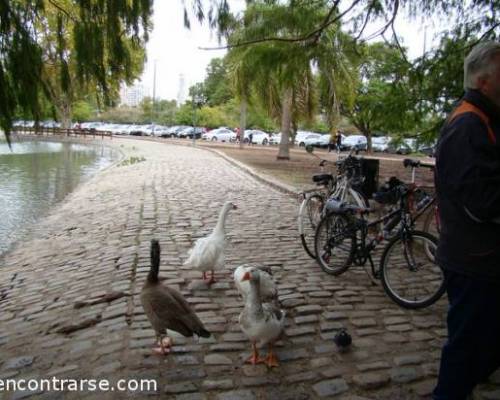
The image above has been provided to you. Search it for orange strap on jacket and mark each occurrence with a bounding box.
[448,100,496,144]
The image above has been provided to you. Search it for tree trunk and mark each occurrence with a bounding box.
[239,97,246,149]
[55,98,73,129]
[277,87,292,160]
[366,131,372,153]
[290,119,298,148]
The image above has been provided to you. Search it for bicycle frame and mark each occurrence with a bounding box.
[337,184,421,277]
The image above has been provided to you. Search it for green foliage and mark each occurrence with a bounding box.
[0,0,152,142]
[410,34,485,140]
[174,102,196,125]
[340,42,419,145]
[203,58,233,106]
[119,156,146,167]
[72,100,94,121]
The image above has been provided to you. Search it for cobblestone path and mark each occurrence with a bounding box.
[0,138,498,399]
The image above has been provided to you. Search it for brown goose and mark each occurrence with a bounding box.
[141,239,210,355]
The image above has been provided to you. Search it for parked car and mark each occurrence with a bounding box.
[179,127,205,139]
[371,136,392,152]
[387,138,417,154]
[419,145,436,157]
[269,132,295,145]
[303,134,331,148]
[295,131,321,147]
[341,134,367,151]
[269,133,281,145]
[203,128,236,142]
[243,130,270,145]
[41,120,61,128]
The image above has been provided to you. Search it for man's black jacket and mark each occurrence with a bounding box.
[435,89,500,281]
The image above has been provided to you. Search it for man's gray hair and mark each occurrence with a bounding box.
[464,41,500,90]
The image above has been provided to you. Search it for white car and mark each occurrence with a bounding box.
[243,130,270,145]
[372,136,392,152]
[269,133,281,145]
[295,131,321,147]
[303,134,331,148]
[341,134,367,151]
[270,132,295,145]
[203,128,236,142]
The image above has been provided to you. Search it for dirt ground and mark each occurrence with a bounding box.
[196,141,435,191]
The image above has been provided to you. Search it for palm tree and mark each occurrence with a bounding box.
[226,1,356,160]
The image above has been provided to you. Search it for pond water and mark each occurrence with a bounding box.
[0,139,120,255]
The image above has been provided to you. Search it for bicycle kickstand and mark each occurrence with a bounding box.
[366,255,380,286]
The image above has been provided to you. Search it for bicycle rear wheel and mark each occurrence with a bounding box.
[380,230,445,309]
[299,194,325,258]
[314,212,354,275]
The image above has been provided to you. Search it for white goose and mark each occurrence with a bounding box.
[234,264,278,303]
[184,201,237,283]
[239,268,285,368]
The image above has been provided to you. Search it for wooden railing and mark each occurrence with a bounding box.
[12,126,113,139]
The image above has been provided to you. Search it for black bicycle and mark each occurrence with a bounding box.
[298,149,370,259]
[314,180,445,309]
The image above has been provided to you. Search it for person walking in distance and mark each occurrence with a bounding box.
[433,41,500,400]
[336,131,342,153]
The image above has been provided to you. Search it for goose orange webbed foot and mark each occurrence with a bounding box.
[264,350,280,368]
[245,343,265,365]
[245,353,265,365]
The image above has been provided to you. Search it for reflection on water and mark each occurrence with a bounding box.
[0,140,119,255]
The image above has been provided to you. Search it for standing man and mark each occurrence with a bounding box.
[336,130,342,152]
[433,41,500,400]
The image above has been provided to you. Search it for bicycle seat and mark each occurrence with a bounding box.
[312,174,334,184]
[403,158,420,168]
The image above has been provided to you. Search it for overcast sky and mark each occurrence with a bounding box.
[139,1,440,101]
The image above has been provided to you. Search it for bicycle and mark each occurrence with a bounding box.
[298,149,369,259]
[314,179,445,309]
[386,158,440,241]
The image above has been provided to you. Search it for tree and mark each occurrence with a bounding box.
[0,0,153,143]
[339,42,418,151]
[203,58,233,106]
[410,34,479,141]
[192,1,498,143]
[224,1,357,159]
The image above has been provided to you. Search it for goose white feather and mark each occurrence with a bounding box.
[184,201,236,282]
[238,268,285,367]
[234,264,277,302]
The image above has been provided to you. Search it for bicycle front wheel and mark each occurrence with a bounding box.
[314,212,354,275]
[299,194,325,259]
[380,230,445,309]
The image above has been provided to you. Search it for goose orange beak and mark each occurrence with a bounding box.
[241,271,251,281]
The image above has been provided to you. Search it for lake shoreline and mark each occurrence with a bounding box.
[0,135,126,259]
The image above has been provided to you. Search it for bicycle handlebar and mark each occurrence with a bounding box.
[403,158,434,170]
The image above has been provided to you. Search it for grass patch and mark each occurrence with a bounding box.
[119,156,146,166]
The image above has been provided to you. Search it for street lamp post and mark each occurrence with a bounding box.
[192,94,203,146]
[152,59,157,136]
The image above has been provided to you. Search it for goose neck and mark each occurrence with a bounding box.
[246,280,263,316]
[214,208,229,233]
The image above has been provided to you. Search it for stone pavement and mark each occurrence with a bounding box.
[0,138,499,400]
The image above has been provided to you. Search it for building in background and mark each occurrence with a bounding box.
[120,83,148,107]
[177,74,187,105]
